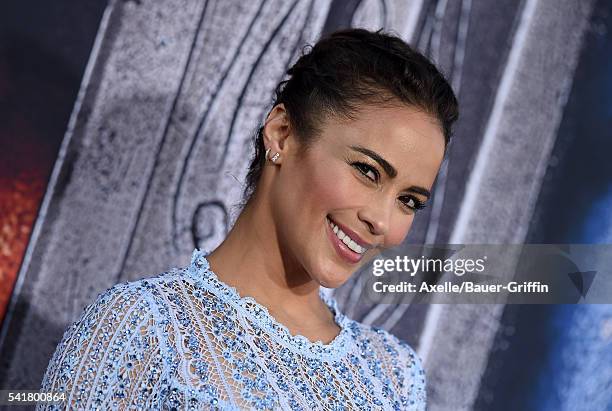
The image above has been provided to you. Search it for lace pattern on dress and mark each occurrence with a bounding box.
[187,248,354,360]
[38,249,427,410]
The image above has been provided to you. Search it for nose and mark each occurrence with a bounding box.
[357,202,390,238]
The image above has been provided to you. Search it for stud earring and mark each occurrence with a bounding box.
[264,146,280,163]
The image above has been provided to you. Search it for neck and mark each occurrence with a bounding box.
[206,189,333,330]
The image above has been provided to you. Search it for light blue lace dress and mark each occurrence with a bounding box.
[39,249,426,410]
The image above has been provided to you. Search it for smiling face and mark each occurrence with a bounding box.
[264,102,446,288]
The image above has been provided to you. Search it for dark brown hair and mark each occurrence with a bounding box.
[242,27,459,206]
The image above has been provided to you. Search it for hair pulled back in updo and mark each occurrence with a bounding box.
[242,27,459,206]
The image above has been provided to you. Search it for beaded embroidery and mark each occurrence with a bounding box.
[38,248,426,410]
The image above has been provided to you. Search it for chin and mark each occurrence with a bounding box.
[313,261,353,289]
[317,277,346,289]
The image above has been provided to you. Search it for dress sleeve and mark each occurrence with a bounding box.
[37,281,169,410]
[399,341,427,411]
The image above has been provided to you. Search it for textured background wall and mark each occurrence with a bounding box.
[1,0,609,410]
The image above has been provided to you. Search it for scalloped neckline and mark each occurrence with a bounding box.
[187,248,353,358]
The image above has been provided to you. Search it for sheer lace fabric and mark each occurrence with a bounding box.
[39,249,426,410]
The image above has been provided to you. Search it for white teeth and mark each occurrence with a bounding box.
[327,217,366,254]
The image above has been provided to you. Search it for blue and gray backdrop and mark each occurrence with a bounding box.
[1,1,610,410]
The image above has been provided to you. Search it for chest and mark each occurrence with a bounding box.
[156,304,408,410]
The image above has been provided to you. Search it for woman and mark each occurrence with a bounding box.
[39,28,458,410]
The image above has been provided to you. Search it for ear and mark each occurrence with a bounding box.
[262,103,291,162]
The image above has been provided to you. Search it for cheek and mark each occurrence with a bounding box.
[385,214,415,247]
[273,156,351,238]
[303,160,361,211]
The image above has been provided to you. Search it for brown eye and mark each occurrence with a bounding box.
[399,195,427,212]
[352,162,379,182]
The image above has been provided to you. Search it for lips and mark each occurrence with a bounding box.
[328,216,373,249]
[326,216,365,264]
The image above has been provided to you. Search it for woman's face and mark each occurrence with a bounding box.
[267,103,446,288]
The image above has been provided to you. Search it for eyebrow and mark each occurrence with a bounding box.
[349,145,431,199]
